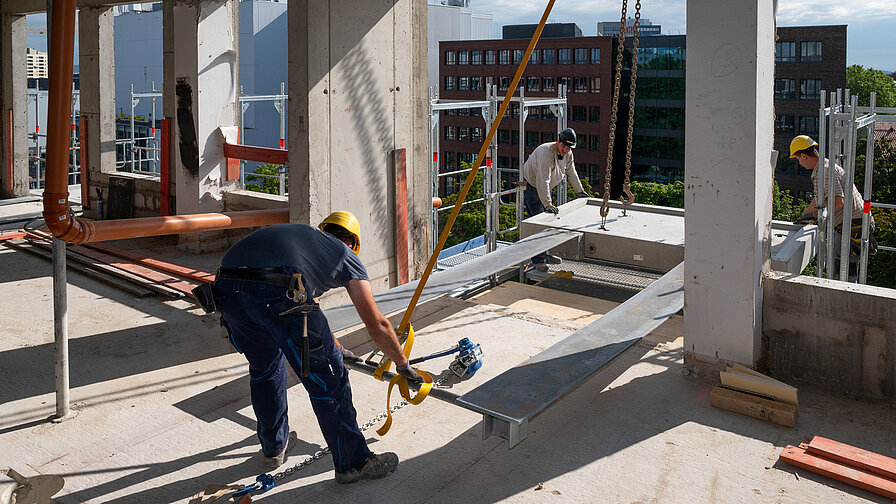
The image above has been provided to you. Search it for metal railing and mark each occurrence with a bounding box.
[239,83,288,196]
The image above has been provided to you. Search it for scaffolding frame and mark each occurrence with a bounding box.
[238,82,288,196]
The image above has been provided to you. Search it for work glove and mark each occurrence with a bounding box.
[575,191,590,199]
[793,211,815,225]
[396,363,423,382]
[340,346,362,363]
[544,204,559,215]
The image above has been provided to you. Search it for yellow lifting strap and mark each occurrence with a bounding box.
[371,0,558,437]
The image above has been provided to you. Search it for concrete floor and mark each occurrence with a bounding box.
[1,202,895,503]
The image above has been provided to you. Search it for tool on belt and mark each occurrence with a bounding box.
[191,267,307,314]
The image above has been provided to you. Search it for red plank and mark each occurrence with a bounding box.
[779,444,896,499]
[223,142,287,165]
[83,241,215,283]
[0,231,27,242]
[807,436,896,482]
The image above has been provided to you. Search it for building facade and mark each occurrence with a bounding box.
[26,48,48,78]
[427,2,493,90]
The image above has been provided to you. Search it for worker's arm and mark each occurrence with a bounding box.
[805,198,818,217]
[346,278,408,366]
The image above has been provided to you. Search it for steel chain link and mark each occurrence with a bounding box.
[270,373,450,483]
[601,1,629,226]
[621,0,641,211]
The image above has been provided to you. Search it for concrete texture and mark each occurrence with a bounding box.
[1,227,895,503]
[0,12,28,198]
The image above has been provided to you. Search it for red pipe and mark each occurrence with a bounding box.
[223,142,287,165]
[79,116,88,208]
[160,119,170,216]
[5,109,12,192]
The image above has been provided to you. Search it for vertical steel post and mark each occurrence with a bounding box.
[815,92,827,277]
[859,93,877,284]
[52,238,69,419]
[838,96,858,281]
[130,84,136,172]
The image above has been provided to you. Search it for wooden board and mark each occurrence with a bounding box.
[780,444,896,499]
[710,386,797,427]
[727,363,793,388]
[81,242,216,283]
[807,436,896,482]
[720,370,798,407]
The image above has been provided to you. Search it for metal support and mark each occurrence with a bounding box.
[52,237,70,419]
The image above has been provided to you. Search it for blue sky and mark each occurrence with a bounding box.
[472,0,896,72]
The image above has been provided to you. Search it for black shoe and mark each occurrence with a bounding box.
[335,452,399,484]
[264,431,297,470]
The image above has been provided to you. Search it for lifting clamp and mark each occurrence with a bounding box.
[408,338,484,378]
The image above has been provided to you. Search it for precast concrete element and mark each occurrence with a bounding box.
[684,0,775,367]
[78,6,117,219]
[288,0,429,289]
[0,13,28,197]
[763,271,896,402]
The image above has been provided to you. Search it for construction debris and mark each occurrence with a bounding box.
[780,436,896,499]
[711,364,799,427]
[720,363,799,408]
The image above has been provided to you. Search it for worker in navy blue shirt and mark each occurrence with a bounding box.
[215,210,422,484]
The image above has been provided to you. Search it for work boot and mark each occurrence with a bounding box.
[544,254,562,265]
[264,431,298,470]
[335,452,399,484]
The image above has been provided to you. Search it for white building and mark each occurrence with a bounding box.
[26,48,48,78]
[427,1,492,90]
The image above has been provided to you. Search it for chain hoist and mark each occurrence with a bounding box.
[620,0,641,217]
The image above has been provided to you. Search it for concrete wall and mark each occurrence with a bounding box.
[763,271,896,402]
[1,13,28,197]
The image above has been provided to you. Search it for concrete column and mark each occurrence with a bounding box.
[684,0,775,367]
[78,7,115,216]
[288,0,429,289]
[0,13,28,197]
[163,0,238,251]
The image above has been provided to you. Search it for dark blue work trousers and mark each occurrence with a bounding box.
[216,278,371,473]
[523,184,548,264]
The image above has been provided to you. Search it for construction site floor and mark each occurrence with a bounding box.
[1,215,895,502]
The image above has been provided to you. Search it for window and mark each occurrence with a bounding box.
[458,77,469,91]
[589,135,600,152]
[444,126,456,141]
[457,107,469,116]
[800,79,822,101]
[588,164,600,186]
[445,51,456,65]
[471,127,483,143]
[498,76,510,91]
[444,76,456,91]
[512,130,519,145]
[590,48,601,64]
[528,107,539,120]
[775,115,795,136]
[458,127,469,142]
[470,76,481,92]
[801,41,822,62]
[513,49,525,65]
[470,107,481,117]
[775,42,795,62]
[458,51,469,65]
[526,131,540,147]
[574,48,587,64]
[542,77,556,92]
[471,50,482,65]
[499,50,511,65]
[485,50,496,65]
[541,106,554,120]
[542,49,555,64]
[574,77,588,93]
[559,77,570,92]
[577,135,587,150]
[800,116,819,136]
[542,131,554,143]
[510,102,520,118]
[485,76,494,90]
[572,106,587,122]
[590,77,601,93]
[558,48,571,65]
[774,78,795,100]
[590,105,600,122]
[498,129,510,145]
[529,50,539,65]
[527,77,540,92]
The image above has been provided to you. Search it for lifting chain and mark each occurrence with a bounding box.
[621,0,641,215]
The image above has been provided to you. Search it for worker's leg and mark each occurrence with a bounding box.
[523,184,548,265]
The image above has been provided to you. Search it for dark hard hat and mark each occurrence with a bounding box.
[558,128,577,148]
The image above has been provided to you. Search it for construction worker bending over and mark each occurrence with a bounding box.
[522,127,589,272]
[214,211,422,483]
[791,135,877,279]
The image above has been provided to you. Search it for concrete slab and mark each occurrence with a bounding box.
[1,242,894,504]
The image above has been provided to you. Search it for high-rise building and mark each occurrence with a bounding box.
[26,48,48,78]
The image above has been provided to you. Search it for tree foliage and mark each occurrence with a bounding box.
[245,163,286,195]
[846,65,896,108]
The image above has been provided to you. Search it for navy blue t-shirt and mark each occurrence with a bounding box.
[221,224,368,299]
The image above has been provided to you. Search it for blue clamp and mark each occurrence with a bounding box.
[232,473,275,498]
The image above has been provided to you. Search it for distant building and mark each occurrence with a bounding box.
[597,18,661,37]
[502,23,582,40]
[428,1,492,90]
[26,48,48,78]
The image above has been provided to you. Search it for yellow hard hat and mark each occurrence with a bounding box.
[789,135,818,158]
[319,210,361,254]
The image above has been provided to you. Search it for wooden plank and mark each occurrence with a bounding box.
[727,363,793,389]
[709,386,797,428]
[720,370,798,407]
[68,244,197,297]
[80,241,215,283]
[779,444,896,499]
[0,231,26,242]
[807,436,896,482]
[3,240,155,298]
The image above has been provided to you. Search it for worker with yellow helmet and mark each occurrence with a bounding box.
[213,210,421,483]
[790,135,876,277]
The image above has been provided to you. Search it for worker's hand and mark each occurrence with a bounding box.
[793,211,816,225]
[340,346,362,363]
[544,204,559,215]
[396,363,423,382]
[575,191,590,199]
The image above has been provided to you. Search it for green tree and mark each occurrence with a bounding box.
[245,163,287,195]
[846,65,896,108]
[855,134,896,288]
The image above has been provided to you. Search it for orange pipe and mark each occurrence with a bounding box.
[432,197,442,208]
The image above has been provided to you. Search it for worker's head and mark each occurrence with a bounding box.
[789,135,819,170]
[557,128,577,156]
[319,211,361,255]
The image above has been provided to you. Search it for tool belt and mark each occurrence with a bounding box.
[834,218,878,258]
[191,267,307,314]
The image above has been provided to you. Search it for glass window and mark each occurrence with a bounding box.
[542,106,553,120]
[590,105,600,122]
[558,48,571,65]
[527,77,540,92]
[526,131,540,147]
[458,77,469,91]
[457,107,469,116]
[485,50,496,65]
[572,106,587,122]
[485,76,494,90]
[542,48,555,64]
[774,78,795,100]
[499,50,511,65]
[559,77,570,92]
[445,51,456,65]
[590,48,601,64]
[470,76,481,92]
[574,77,588,93]
[589,135,600,152]
[775,115,795,136]
[444,76,456,91]
[458,127,469,142]
[775,42,795,62]
[458,50,469,65]
[512,130,519,145]
[590,77,601,93]
[444,126,456,141]
[528,106,539,120]
[513,49,525,64]
[588,164,600,186]
[542,77,556,92]
[510,102,519,118]
[574,48,587,64]
[498,129,510,145]
[498,76,510,91]
[471,127,483,143]
[800,116,819,136]
[471,107,482,117]
[800,79,822,100]
[801,41,822,62]
[529,50,539,64]
[471,50,482,65]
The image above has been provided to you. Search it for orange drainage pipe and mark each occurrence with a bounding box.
[432,197,442,208]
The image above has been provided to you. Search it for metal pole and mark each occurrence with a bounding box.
[815,92,827,277]
[52,237,70,419]
[151,81,157,173]
[824,91,839,278]
[130,84,136,172]
[838,96,858,281]
[859,92,877,284]
[239,85,247,189]
[430,87,439,256]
